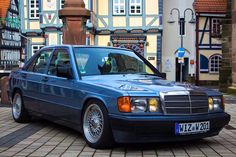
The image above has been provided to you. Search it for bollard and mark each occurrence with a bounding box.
[1,76,10,104]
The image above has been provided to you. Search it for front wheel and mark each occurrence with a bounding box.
[12,91,31,123]
[82,100,114,149]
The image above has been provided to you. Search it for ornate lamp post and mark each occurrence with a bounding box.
[59,0,90,45]
[168,8,196,83]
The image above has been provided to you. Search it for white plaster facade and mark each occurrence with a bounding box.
[162,0,196,81]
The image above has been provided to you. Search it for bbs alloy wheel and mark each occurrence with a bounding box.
[82,100,114,148]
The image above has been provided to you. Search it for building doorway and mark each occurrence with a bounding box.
[111,35,146,56]
[118,44,144,56]
[176,58,189,82]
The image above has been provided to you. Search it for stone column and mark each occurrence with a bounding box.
[228,0,236,93]
[220,0,232,92]
[59,0,90,45]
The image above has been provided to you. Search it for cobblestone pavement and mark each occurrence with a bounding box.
[0,97,235,157]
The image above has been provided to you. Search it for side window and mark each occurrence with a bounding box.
[27,50,53,73]
[48,49,71,77]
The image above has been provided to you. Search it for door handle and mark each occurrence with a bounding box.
[42,77,48,82]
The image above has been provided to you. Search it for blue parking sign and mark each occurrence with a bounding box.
[178,47,185,58]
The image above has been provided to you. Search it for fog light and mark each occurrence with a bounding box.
[148,98,158,112]
[208,97,214,111]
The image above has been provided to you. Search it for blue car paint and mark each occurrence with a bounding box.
[8,45,230,143]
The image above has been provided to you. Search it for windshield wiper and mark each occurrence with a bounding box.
[139,73,162,77]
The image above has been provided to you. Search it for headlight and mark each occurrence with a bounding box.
[117,97,161,113]
[131,98,148,112]
[208,96,224,112]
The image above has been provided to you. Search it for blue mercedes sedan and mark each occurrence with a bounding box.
[8,45,230,148]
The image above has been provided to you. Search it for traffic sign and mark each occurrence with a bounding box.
[177,47,185,58]
[178,57,184,64]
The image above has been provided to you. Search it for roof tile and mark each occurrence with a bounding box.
[0,0,11,19]
[193,0,227,13]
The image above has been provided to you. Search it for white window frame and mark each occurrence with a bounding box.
[209,55,222,73]
[60,34,63,44]
[129,0,142,15]
[29,0,39,19]
[113,0,126,15]
[211,18,222,37]
[60,0,65,9]
[32,45,44,56]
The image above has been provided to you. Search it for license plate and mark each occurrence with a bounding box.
[175,121,210,135]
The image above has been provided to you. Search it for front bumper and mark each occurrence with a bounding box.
[109,112,230,143]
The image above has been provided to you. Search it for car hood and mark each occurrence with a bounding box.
[82,74,220,96]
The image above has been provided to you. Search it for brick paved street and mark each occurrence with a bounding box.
[0,97,235,157]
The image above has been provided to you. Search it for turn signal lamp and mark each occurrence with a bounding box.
[148,98,158,112]
[208,97,214,111]
[118,97,131,113]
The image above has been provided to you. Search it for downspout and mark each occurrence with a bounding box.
[195,15,199,85]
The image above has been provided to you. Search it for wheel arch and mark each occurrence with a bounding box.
[12,87,22,99]
[81,96,108,123]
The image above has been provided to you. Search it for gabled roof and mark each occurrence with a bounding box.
[0,0,10,19]
[193,0,227,14]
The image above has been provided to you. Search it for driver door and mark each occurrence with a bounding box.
[40,49,82,124]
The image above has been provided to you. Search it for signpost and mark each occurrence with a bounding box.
[177,47,185,83]
[178,47,185,63]
[168,8,196,83]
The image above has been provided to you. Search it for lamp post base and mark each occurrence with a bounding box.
[228,84,236,94]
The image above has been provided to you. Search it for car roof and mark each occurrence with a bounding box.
[40,45,133,52]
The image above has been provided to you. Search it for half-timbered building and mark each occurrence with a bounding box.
[94,0,163,68]
[20,0,97,59]
[20,0,64,59]
[194,0,227,85]
[0,0,21,71]
[20,0,163,69]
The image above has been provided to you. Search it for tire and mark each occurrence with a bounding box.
[82,100,114,149]
[12,91,31,123]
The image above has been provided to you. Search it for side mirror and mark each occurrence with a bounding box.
[56,61,73,79]
[161,73,167,79]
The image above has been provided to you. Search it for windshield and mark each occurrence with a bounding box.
[74,47,157,76]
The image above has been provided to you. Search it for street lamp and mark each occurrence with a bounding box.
[168,8,196,83]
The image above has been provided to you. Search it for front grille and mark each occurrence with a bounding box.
[162,91,209,115]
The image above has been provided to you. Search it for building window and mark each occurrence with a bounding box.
[129,0,142,15]
[211,18,222,37]
[209,55,222,73]
[200,54,209,72]
[113,0,125,15]
[60,0,65,9]
[32,45,44,55]
[30,0,39,19]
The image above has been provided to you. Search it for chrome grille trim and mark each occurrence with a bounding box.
[160,91,209,115]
